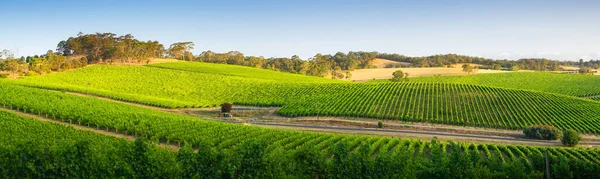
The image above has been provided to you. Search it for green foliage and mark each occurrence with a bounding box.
[462,64,474,74]
[1,108,599,178]
[220,103,233,113]
[193,51,376,77]
[11,65,600,134]
[511,65,520,71]
[149,62,338,83]
[552,156,573,179]
[390,70,404,82]
[561,129,582,147]
[378,121,384,128]
[235,139,269,178]
[523,125,562,140]
[411,72,600,97]
[58,32,165,63]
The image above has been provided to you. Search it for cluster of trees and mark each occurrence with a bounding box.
[376,53,575,72]
[194,50,377,77]
[462,64,477,74]
[3,138,597,178]
[377,53,496,68]
[523,125,563,140]
[562,59,600,69]
[56,32,166,64]
[0,50,87,78]
[523,125,581,146]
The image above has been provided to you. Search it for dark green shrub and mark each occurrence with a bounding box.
[523,124,562,140]
[561,129,581,147]
[220,103,232,113]
[378,121,384,128]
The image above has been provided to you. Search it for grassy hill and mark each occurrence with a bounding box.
[9,63,600,133]
[410,72,600,97]
[148,61,338,83]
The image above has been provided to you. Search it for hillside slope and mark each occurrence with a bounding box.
[9,64,600,133]
[2,82,600,177]
[148,61,338,83]
[410,72,600,97]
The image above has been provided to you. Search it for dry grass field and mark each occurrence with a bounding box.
[371,58,410,68]
[344,60,510,81]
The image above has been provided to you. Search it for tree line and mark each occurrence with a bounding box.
[194,50,377,78]
[0,50,87,78]
[56,32,166,64]
[3,32,599,78]
[376,53,570,71]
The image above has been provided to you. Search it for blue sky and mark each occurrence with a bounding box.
[1,0,599,61]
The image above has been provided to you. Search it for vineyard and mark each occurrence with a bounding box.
[10,65,600,133]
[147,62,340,83]
[410,72,600,97]
[1,84,600,178]
[276,83,600,133]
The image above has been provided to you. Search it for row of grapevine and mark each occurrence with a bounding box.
[2,83,600,163]
[410,72,600,97]
[277,82,600,133]
[10,65,600,133]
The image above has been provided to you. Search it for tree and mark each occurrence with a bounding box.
[561,129,581,147]
[169,42,194,60]
[511,65,520,71]
[462,64,474,75]
[220,103,232,113]
[0,59,23,77]
[523,124,562,140]
[390,70,404,82]
[0,49,14,60]
[345,71,352,80]
[579,67,592,75]
[493,64,502,70]
[330,66,344,79]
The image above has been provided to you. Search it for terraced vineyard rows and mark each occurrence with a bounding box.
[0,110,178,178]
[147,62,340,83]
[277,83,600,133]
[1,83,600,178]
[410,72,600,97]
[10,64,600,133]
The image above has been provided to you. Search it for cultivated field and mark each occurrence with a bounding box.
[8,62,600,134]
[410,72,600,97]
[2,81,600,178]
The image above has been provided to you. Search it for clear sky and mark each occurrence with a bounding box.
[1,0,599,61]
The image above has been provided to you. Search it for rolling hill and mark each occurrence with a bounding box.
[8,62,600,133]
